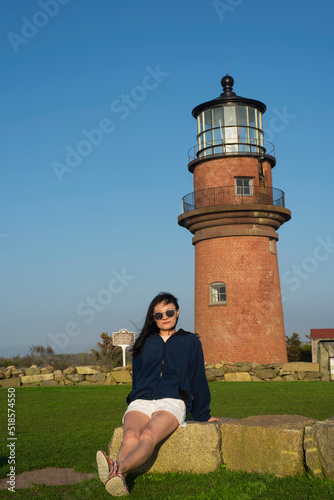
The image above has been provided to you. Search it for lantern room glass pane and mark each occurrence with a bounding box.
[237,106,247,126]
[225,126,238,152]
[238,126,249,152]
[213,127,222,144]
[225,127,237,141]
[204,110,211,130]
[249,107,255,127]
[204,130,212,144]
[258,113,263,130]
[213,107,224,128]
[224,106,236,125]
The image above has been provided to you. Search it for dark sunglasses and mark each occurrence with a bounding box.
[153,309,176,321]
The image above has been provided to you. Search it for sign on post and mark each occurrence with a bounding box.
[113,329,135,367]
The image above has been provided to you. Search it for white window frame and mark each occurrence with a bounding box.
[235,177,253,196]
[210,282,227,305]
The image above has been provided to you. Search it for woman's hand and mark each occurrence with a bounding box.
[208,416,222,422]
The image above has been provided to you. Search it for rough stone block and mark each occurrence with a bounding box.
[12,368,25,376]
[281,374,298,381]
[253,368,277,379]
[304,419,334,479]
[104,373,117,385]
[20,373,54,384]
[86,372,106,383]
[206,368,225,381]
[63,367,76,375]
[221,415,317,476]
[111,369,132,384]
[53,370,65,382]
[224,372,252,382]
[40,380,58,386]
[25,367,41,376]
[0,377,21,388]
[66,374,84,383]
[297,372,322,381]
[238,365,252,372]
[40,366,54,374]
[76,366,101,375]
[281,362,320,372]
[109,421,223,474]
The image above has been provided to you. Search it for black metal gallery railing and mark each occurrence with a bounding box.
[181,186,285,213]
[187,139,275,162]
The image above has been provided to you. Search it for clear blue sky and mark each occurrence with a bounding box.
[1,0,333,357]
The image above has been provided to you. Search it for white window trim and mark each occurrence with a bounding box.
[210,282,227,305]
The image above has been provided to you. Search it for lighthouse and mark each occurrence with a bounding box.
[178,75,291,364]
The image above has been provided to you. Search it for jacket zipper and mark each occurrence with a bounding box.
[152,338,166,396]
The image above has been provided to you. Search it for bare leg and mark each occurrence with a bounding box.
[116,411,150,465]
[117,410,179,475]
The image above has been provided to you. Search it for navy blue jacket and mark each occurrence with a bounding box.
[127,329,211,421]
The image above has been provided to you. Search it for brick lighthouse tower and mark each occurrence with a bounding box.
[178,75,291,364]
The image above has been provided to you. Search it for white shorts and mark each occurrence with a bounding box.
[123,398,187,427]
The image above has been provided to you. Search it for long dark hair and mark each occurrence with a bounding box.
[132,292,179,357]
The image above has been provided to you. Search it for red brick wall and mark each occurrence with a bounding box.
[193,157,273,192]
[195,235,287,364]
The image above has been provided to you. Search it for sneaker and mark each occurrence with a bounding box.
[105,473,129,496]
[96,450,118,484]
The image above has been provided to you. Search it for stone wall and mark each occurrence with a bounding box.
[109,416,334,480]
[0,360,331,387]
[204,360,330,382]
[0,365,132,387]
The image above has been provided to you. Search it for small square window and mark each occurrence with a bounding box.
[235,177,253,196]
[210,283,226,305]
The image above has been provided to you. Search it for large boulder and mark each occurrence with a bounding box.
[281,362,320,373]
[252,368,277,380]
[25,366,41,376]
[111,369,132,384]
[0,377,21,388]
[221,415,317,477]
[224,372,251,382]
[86,372,106,384]
[304,419,334,479]
[205,368,225,381]
[66,374,84,383]
[109,421,225,474]
[76,366,101,375]
[104,373,117,385]
[20,373,54,385]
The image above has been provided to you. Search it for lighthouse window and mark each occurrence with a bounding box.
[210,283,227,305]
[213,107,223,128]
[237,106,247,126]
[235,177,253,196]
[224,106,236,125]
[204,110,212,130]
[249,107,256,127]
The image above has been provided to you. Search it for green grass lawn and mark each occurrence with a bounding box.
[0,382,333,499]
